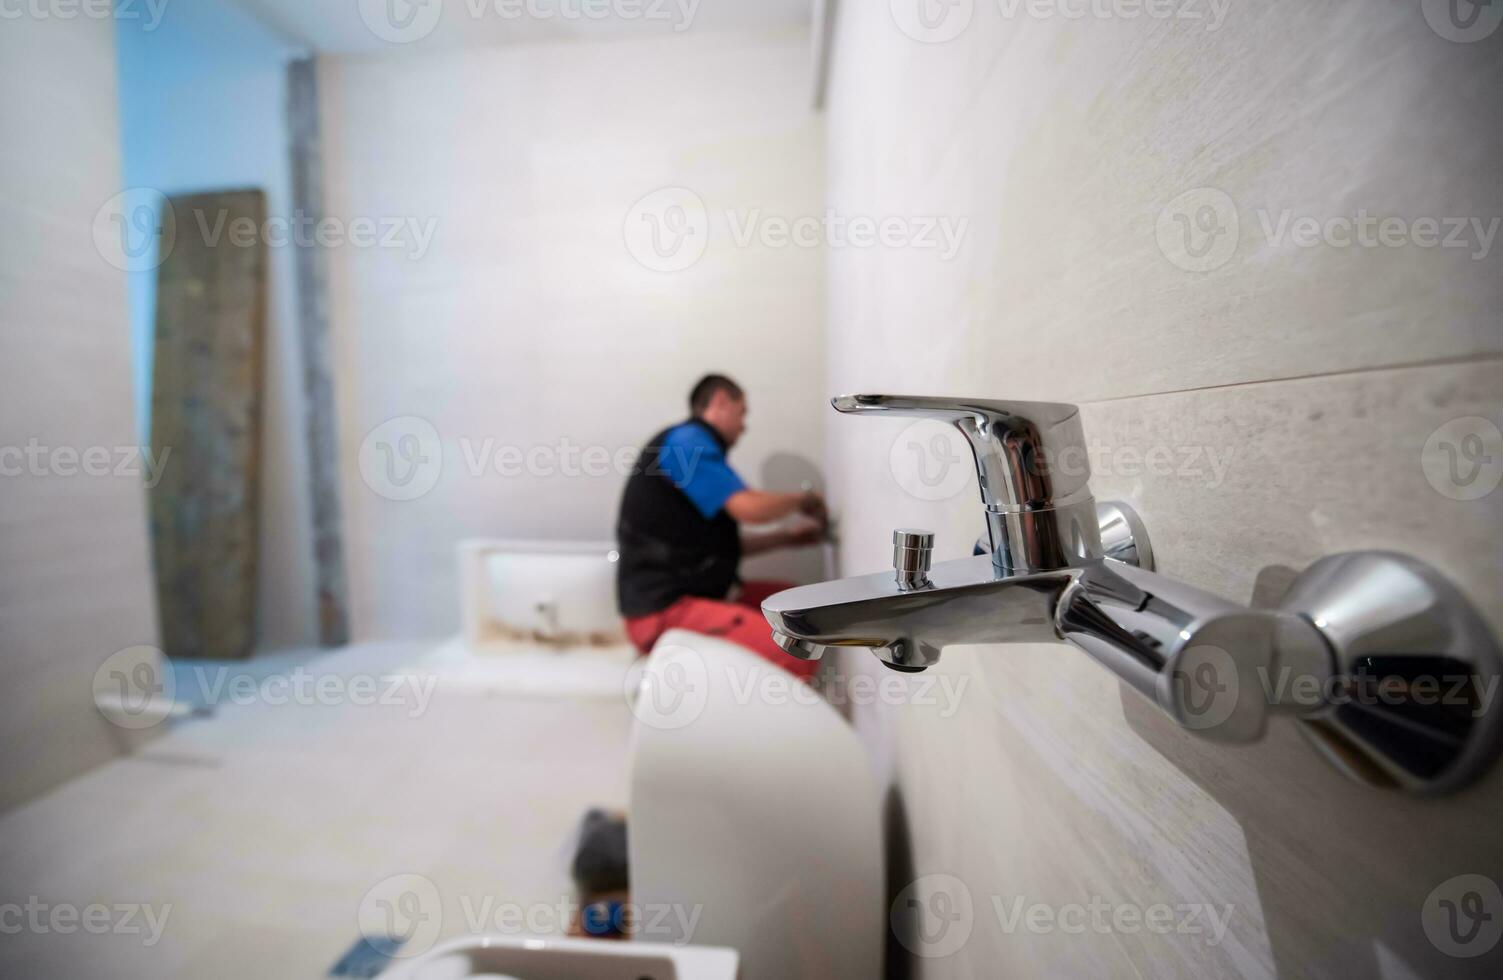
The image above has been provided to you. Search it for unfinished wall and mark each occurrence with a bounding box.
[825,2,1502,977]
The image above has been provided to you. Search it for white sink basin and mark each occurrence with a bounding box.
[380,935,738,980]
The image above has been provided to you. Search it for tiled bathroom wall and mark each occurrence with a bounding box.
[824,2,1502,977]
[0,15,162,810]
[318,30,827,638]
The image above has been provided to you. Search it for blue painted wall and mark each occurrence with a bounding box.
[114,0,319,648]
[115,0,303,441]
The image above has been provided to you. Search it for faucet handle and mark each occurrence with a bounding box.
[833,394,1100,573]
[892,528,934,591]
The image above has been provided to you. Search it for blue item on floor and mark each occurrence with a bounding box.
[328,935,405,977]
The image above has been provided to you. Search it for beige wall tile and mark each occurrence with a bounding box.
[0,17,161,811]
[824,2,1503,976]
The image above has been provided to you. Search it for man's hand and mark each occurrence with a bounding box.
[782,518,826,548]
[798,490,829,529]
[740,516,828,555]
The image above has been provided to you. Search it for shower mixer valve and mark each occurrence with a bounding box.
[763,394,1502,795]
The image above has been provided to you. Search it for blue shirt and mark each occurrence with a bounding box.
[657,421,746,519]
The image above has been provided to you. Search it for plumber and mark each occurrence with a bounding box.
[615,374,828,678]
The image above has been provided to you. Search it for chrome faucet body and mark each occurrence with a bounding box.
[762,394,1503,794]
[830,394,1101,574]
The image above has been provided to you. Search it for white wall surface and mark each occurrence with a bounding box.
[0,15,162,810]
[236,0,813,53]
[320,28,827,638]
[824,2,1501,978]
[115,1,319,652]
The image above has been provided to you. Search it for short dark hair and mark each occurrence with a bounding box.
[689,374,744,414]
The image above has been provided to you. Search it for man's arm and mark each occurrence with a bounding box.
[724,489,826,525]
[741,520,825,556]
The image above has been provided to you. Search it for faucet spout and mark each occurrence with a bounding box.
[762,554,1075,672]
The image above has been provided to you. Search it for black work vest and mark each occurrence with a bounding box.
[615,419,741,617]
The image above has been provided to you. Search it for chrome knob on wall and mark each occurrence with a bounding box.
[764,394,1503,795]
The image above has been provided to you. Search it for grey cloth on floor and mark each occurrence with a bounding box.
[571,808,629,895]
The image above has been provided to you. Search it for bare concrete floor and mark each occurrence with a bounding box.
[0,640,634,978]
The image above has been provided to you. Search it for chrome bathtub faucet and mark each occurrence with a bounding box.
[763,394,1502,796]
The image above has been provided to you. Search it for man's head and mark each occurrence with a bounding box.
[689,374,746,447]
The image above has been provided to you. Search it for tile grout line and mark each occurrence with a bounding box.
[1081,353,1503,407]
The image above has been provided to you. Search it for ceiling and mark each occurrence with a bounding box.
[235,0,815,54]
